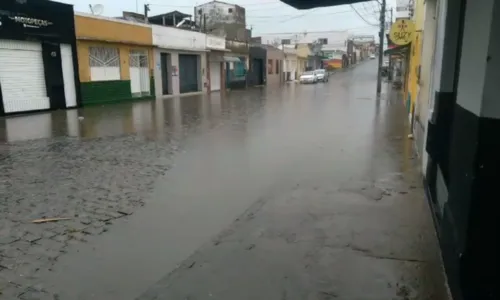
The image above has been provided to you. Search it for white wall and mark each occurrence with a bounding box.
[456,0,495,116]
[152,25,206,51]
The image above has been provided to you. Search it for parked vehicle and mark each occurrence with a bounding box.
[314,69,328,82]
[369,54,376,59]
[299,71,318,84]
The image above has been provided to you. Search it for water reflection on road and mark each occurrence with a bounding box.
[0,62,448,300]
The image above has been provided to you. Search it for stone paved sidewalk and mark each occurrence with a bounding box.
[0,135,178,299]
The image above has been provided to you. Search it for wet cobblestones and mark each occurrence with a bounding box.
[0,135,178,298]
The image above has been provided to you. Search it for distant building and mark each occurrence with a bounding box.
[194,1,249,41]
[395,0,412,19]
[148,11,198,30]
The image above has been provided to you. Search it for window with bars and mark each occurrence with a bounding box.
[89,47,120,81]
[129,50,149,68]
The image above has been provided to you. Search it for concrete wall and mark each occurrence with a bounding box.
[265,46,284,86]
[195,2,245,26]
[152,25,206,51]
[195,2,246,41]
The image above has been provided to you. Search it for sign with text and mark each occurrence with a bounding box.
[389,19,415,46]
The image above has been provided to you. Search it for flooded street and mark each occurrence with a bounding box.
[0,61,449,300]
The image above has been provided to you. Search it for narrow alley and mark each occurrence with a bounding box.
[0,61,449,299]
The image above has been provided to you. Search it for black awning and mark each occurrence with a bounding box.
[384,44,410,56]
[280,0,366,9]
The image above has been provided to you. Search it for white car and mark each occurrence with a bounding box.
[299,71,318,84]
[314,69,328,82]
[369,54,376,59]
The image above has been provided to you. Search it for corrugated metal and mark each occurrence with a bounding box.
[0,40,49,113]
[60,44,77,107]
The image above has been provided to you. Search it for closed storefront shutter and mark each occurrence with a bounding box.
[179,54,199,94]
[0,40,49,113]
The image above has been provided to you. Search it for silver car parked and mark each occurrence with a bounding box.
[314,69,329,82]
[299,71,318,84]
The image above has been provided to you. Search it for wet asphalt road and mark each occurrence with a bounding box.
[0,61,449,300]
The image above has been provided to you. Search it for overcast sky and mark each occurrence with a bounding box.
[60,0,396,38]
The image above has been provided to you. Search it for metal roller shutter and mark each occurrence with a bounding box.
[179,54,199,94]
[0,40,49,113]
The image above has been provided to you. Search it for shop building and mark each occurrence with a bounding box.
[206,35,228,92]
[225,39,249,90]
[0,0,80,116]
[152,25,208,96]
[263,45,284,86]
[247,45,266,87]
[279,45,298,81]
[75,13,154,105]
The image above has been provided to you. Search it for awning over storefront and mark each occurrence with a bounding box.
[384,44,410,56]
[280,0,365,9]
[223,56,242,63]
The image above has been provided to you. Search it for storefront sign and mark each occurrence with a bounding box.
[9,16,52,28]
[389,19,415,46]
[206,36,226,50]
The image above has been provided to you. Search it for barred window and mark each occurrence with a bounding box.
[130,50,148,68]
[89,47,120,81]
[89,47,119,67]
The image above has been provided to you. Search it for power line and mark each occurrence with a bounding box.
[253,26,378,36]
[148,1,282,8]
[247,10,351,19]
[350,4,378,26]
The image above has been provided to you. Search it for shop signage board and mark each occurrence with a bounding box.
[389,19,415,46]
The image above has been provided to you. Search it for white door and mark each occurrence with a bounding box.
[290,60,297,80]
[60,44,77,108]
[209,61,221,91]
[0,40,49,113]
[130,50,150,97]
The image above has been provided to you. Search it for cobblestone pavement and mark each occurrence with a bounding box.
[0,134,179,299]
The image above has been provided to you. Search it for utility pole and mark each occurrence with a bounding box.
[388,7,394,81]
[376,0,386,95]
[144,4,150,23]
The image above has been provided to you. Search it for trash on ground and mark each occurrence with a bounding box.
[32,217,72,224]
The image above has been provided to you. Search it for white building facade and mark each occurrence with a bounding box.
[279,45,298,81]
[152,25,208,97]
[206,35,228,92]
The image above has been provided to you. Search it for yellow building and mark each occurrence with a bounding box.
[296,44,310,76]
[404,0,425,120]
[75,13,155,105]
